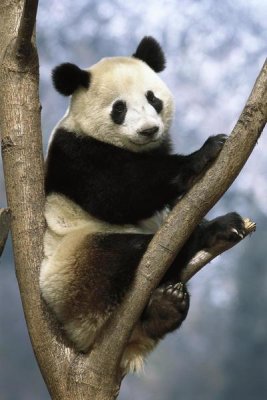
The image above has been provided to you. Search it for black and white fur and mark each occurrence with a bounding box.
[40,37,245,373]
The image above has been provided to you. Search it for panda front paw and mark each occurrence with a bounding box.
[203,212,246,248]
[202,134,228,161]
[141,282,189,339]
[190,134,227,175]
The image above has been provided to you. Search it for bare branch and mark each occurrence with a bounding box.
[16,0,39,60]
[0,208,11,257]
[181,218,256,282]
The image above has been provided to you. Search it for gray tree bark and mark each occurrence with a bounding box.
[0,1,266,399]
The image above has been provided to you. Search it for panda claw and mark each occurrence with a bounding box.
[218,135,228,144]
[231,228,239,235]
[173,282,181,290]
[165,282,184,299]
[218,134,227,141]
[231,227,245,240]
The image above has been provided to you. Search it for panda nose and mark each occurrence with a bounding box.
[139,126,159,137]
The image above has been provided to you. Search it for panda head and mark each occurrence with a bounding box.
[52,37,174,152]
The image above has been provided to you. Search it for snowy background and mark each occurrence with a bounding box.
[1,0,267,399]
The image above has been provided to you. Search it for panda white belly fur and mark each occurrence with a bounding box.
[42,193,170,258]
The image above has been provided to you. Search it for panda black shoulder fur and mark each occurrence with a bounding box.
[40,36,246,373]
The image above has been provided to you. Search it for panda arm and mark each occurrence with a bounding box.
[45,130,225,224]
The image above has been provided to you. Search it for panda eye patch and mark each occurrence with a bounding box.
[146,90,163,114]
[111,100,127,125]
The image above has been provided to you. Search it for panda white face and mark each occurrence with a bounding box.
[59,57,174,152]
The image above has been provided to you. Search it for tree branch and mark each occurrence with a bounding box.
[0,208,11,257]
[16,0,39,60]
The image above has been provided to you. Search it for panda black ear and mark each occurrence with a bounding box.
[52,63,91,96]
[132,36,166,72]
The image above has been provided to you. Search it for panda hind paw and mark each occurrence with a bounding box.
[141,282,189,339]
[205,212,246,247]
[157,282,189,313]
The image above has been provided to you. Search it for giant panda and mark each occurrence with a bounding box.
[40,36,245,373]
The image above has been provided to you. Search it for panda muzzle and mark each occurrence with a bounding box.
[139,126,159,137]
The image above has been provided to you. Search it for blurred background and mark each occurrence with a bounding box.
[1,0,267,399]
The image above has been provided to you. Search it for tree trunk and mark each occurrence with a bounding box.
[0,1,71,398]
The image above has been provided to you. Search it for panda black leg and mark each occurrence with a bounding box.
[201,212,246,248]
[141,282,189,339]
